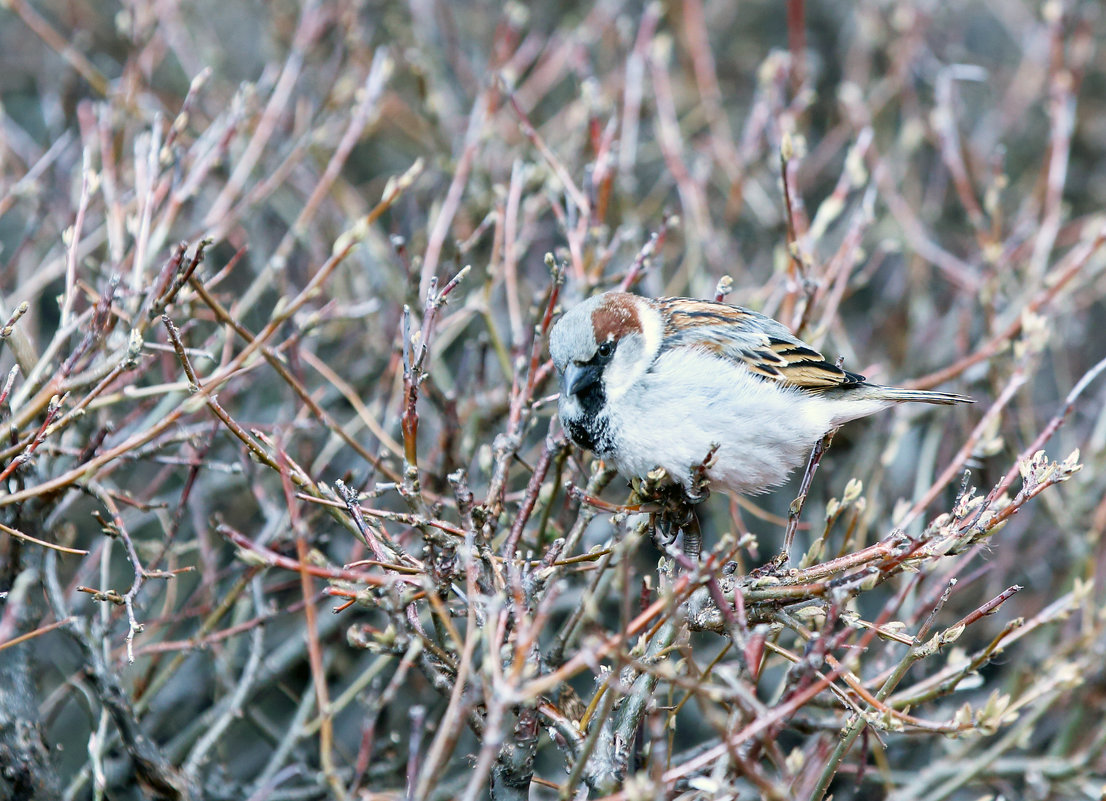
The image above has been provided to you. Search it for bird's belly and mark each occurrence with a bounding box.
[609,361,835,494]
[612,414,820,494]
[702,436,814,495]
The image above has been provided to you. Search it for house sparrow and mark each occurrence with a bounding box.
[549,291,972,496]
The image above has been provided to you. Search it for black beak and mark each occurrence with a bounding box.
[563,362,602,397]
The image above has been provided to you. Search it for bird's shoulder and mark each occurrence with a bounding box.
[649,297,866,390]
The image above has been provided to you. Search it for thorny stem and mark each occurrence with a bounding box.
[782,429,835,562]
[401,266,471,493]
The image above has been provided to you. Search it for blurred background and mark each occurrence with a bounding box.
[1,1,1105,799]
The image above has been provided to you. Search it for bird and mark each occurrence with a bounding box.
[548,291,972,497]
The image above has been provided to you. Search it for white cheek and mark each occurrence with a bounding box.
[600,334,652,402]
[602,355,636,401]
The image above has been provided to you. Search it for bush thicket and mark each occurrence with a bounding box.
[1,1,1105,799]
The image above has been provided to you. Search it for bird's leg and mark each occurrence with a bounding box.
[650,492,700,558]
[638,446,714,559]
[680,506,703,561]
[630,470,694,552]
[625,472,675,550]
[674,444,718,560]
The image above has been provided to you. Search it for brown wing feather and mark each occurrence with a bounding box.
[654,297,866,391]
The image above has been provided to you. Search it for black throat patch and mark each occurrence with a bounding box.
[563,381,614,454]
[565,411,612,455]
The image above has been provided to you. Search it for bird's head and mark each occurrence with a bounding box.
[549,292,663,449]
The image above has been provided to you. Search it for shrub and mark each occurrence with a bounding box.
[1,2,1104,799]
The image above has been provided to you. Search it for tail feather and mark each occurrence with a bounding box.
[870,386,974,405]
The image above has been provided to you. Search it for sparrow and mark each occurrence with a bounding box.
[549,291,972,496]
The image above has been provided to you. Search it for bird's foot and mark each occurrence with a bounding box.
[632,470,706,560]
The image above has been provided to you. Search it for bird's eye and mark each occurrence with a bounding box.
[596,340,614,360]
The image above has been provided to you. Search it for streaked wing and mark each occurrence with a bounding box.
[653,297,866,390]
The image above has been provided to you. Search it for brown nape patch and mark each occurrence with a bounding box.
[590,292,642,343]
